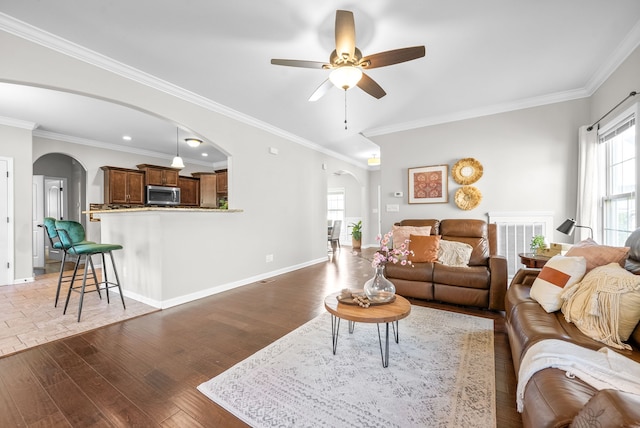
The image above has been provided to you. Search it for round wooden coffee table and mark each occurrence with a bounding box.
[324,291,411,368]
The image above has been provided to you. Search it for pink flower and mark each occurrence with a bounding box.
[372,231,413,268]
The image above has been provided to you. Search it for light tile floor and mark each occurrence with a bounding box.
[0,267,159,357]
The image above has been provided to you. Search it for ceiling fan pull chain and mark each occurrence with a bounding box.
[344,89,348,130]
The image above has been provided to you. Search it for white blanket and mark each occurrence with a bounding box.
[516,339,640,412]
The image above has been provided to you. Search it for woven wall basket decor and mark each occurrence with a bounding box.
[454,185,482,210]
[451,158,483,185]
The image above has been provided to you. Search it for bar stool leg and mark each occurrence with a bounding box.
[109,251,126,309]
[54,251,68,307]
[76,254,91,322]
[63,255,82,315]
[101,252,110,304]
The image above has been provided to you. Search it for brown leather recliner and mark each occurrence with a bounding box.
[385,219,507,311]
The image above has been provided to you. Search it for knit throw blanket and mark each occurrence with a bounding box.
[561,262,640,350]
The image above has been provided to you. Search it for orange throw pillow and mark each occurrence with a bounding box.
[408,234,440,263]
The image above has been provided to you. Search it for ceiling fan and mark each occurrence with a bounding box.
[271,10,426,102]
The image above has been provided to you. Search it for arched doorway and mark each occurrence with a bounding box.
[33,153,86,274]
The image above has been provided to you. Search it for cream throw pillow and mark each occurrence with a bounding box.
[561,263,640,350]
[391,225,431,249]
[437,240,473,267]
[529,255,587,313]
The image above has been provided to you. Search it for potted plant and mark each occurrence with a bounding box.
[530,235,547,255]
[350,220,362,250]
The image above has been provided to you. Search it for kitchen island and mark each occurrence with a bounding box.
[87,207,245,309]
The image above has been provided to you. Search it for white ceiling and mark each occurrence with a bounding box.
[1,1,640,167]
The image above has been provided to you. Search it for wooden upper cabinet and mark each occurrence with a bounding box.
[101,166,145,205]
[137,164,179,187]
[178,176,200,206]
[216,170,228,193]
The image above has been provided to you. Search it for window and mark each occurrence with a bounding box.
[327,188,345,240]
[600,114,636,246]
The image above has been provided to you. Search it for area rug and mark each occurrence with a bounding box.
[198,305,496,427]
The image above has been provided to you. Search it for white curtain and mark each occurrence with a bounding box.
[576,125,601,243]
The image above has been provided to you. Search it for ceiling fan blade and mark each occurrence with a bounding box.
[357,73,386,99]
[308,79,334,102]
[360,46,426,69]
[335,10,356,59]
[271,59,329,69]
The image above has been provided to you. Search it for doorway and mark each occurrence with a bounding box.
[0,158,11,285]
[33,153,85,275]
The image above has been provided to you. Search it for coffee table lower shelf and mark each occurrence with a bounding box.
[324,291,412,368]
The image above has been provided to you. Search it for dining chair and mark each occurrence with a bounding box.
[328,220,342,251]
[55,220,125,322]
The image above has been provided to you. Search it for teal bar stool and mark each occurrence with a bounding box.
[41,217,97,307]
[55,220,125,322]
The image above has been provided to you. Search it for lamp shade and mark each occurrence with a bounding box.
[329,66,363,90]
[556,218,576,235]
[171,155,185,169]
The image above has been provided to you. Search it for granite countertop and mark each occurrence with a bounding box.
[84,206,242,214]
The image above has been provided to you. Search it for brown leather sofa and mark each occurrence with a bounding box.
[506,229,640,427]
[385,219,507,311]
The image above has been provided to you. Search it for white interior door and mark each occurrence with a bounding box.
[0,159,9,285]
[32,175,45,268]
[44,177,67,261]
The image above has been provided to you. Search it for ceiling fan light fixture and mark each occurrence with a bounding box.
[329,66,362,90]
[185,138,202,148]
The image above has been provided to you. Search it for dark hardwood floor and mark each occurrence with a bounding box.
[0,248,522,427]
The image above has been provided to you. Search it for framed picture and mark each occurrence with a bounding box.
[408,165,448,204]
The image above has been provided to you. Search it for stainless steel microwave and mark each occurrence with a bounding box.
[146,185,180,206]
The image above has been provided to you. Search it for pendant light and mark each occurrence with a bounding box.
[367,154,380,166]
[171,128,185,169]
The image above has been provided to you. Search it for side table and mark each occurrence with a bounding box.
[519,252,551,268]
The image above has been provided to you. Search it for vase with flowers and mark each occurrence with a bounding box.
[364,231,413,303]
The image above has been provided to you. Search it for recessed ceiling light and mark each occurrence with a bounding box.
[122,135,132,141]
[201,153,208,157]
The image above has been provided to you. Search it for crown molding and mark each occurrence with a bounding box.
[0,13,365,170]
[585,19,640,95]
[33,129,218,167]
[364,88,589,137]
[0,115,38,130]
[365,20,640,138]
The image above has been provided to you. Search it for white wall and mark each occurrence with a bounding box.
[0,124,33,281]
[0,30,367,290]
[590,46,640,124]
[371,99,590,243]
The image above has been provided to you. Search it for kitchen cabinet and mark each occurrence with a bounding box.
[101,166,145,205]
[178,176,200,206]
[137,164,179,187]
[216,170,228,193]
[192,172,217,208]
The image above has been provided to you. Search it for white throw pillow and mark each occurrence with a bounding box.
[391,225,431,249]
[561,263,640,350]
[529,255,587,313]
[438,240,473,267]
